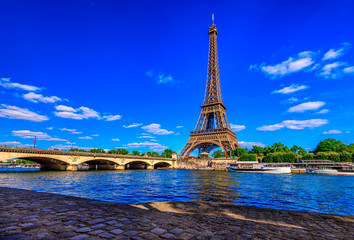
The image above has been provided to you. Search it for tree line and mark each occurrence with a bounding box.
[212,138,354,163]
[69,148,174,158]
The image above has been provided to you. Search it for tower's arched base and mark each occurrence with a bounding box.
[178,129,240,160]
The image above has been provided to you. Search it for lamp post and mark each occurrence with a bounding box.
[15,139,18,148]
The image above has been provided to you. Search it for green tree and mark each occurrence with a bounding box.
[282,153,296,163]
[249,146,265,156]
[303,153,314,160]
[316,152,329,160]
[212,150,225,158]
[340,151,352,162]
[328,152,340,162]
[90,148,105,153]
[264,146,273,155]
[340,143,354,153]
[151,152,160,157]
[117,148,129,155]
[162,149,173,158]
[239,154,257,161]
[108,150,120,154]
[132,150,140,156]
[271,143,286,152]
[314,138,345,153]
[144,152,152,157]
[235,148,248,157]
[290,145,307,155]
[69,148,87,152]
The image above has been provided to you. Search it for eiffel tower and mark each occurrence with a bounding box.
[179,14,241,160]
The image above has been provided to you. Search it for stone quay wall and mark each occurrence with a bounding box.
[177,158,261,170]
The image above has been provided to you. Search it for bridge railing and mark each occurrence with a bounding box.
[0,146,172,161]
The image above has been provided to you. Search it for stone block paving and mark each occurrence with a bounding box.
[0,187,353,239]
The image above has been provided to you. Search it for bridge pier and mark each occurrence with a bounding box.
[115,165,125,170]
[147,165,154,170]
[66,165,78,171]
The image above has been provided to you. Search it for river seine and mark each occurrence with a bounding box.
[0,170,353,216]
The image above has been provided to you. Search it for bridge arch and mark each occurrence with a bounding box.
[3,156,71,171]
[125,160,152,170]
[154,161,172,169]
[77,158,121,170]
[184,141,226,159]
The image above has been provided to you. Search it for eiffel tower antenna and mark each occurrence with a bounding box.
[212,13,214,25]
[178,16,240,160]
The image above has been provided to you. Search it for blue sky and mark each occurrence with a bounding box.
[0,0,353,154]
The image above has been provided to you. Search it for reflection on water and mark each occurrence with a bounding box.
[0,170,353,215]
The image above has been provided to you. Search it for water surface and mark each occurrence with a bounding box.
[0,170,352,216]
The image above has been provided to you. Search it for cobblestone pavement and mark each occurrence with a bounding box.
[0,187,353,240]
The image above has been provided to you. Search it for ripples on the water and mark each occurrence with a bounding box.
[0,170,353,216]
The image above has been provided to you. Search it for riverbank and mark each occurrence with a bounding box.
[0,187,353,239]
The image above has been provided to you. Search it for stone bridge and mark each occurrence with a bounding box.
[0,147,177,171]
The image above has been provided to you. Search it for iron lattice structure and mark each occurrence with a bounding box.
[179,16,241,160]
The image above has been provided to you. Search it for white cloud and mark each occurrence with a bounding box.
[138,136,155,139]
[54,105,100,120]
[126,141,168,152]
[78,136,93,140]
[0,141,32,148]
[230,124,246,132]
[46,127,54,130]
[146,70,154,77]
[112,138,120,141]
[23,92,62,103]
[146,70,174,84]
[0,78,41,91]
[252,43,353,79]
[12,130,67,141]
[58,128,82,134]
[103,115,121,121]
[79,107,100,119]
[343,66,354,73]
[176,126,184,128]
[320,62,343,78]
[288,101,325,113]
[257,119,328,131]
[316,109,329,114]
[91,134,99,137]
[142,123,174,135]
[54,111,83,120]
[52,144,92,151]
[323,130,342,134]
[322,43,350,60]
[60,128,76,132]
[322,49,344,60]
[256,51,315,78]
[55,105,76,112]
[281,97,299,104]
[272,84,308,94]
[239,141,266,148]
[0,104,48,122]
[156,74,173,84]
[123,123,143,128]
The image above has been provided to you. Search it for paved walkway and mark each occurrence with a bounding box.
[0,187,353,240]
